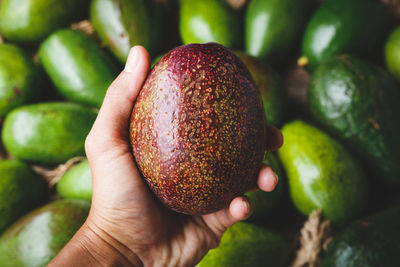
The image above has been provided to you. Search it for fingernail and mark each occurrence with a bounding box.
[242,199,251,215]
[273,171,279,187]
[124,47,139,73]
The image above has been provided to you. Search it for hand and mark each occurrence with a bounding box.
[50,46,283,267]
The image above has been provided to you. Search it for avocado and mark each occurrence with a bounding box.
[39,29,120,108]
[323,205,400,267]
[2,102,97,165]
[235,51,286,127]
[197,222,290,267]
[301,0,386,70]
[0,199,90,267]
[0,0,89,43]
[245,153,284,222]
[385,26,400,83]
[57,159,92,201]
[90,0,162,63]
[245,0,308,65]
[308,55,400,186]
[179,0,240,49]
[130,43,266,215]
[0,43,42,117]
[0,159,45,234]
[278,120,368,226]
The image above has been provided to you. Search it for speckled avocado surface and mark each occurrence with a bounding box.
[2,102,97,165]
[0,44,42,117]
[235,51,286,127]
[278,120,368,226]
[130,43,266,215]
[0,199,90,267]
[0,0,88,43]
[197,222,290,267]
[0,159,45,234]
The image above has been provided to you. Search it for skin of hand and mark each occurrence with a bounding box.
[50,46,283,267]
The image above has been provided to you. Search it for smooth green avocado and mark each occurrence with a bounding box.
[198,222,290,267]
[385,26,400,83]
[0,159,45,234]
[2,102,97,165]
[0,199,90,267]
[57,159,92,201]
[278,120,368,226]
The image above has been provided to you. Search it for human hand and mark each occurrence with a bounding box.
[50,46,283,267]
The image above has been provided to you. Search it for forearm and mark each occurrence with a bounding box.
[50,222,143,267]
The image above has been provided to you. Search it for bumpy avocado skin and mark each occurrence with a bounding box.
[2,102,97,165]
[245,0,308,64]
[308,55,400,186]
[57,159,92,201]
[0,0,89,43]
[385,26,400,83]
[0,200,90,267]
[198,222,290,267]
[39,29,120,108]
[278,120,368,226]
[245,153,284,222]
[130,43,266,215]
[90,0,162,63]
[179,0,240,49]
[235,51,286,127]
[0,160,45,234]
[301,0,386,70]
[0,44,42,117]
[323,205,400,267]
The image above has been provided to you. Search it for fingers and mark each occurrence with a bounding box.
[203,196,252,237]
[257,165,279,192]
[85,46,151,157]
[266,126,283,152]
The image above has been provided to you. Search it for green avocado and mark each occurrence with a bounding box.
[2,102,97,165]
[385,26,400,83]
[0,199,90,267]
[39,29,120,108]
[323,205,400,267]
[235,51,286,127]
[245,153,284,222]
[179,0,240,49]
[198,222,290,267]
[0,0,89,43]
[278,120,368,226]
[301,0,386,70]
[308,55,400,186]
[90,0,162,63]
[57,159,92,201]
[245,0,308,65]
[0,159,45,234]
[0,43,42,117]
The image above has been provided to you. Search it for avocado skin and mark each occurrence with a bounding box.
[245,153,284,222]
[245,0,308,65]
[0,0,89,43]
[39,29,120,108]
[308,55,400,186]
[198,222,290,267]
[323,205,400,267]
[57,159,92,201]
[179,0,240,49]
[90,0,162,63]
[0,199,90,267]
[0,160,45,234]
[385,26,400,83]
[278,120,368,226]
[2,102,97,165]
[301,0,386,70]
[0,44,42,117]
[130,43,266,215]
[235,51,286,127]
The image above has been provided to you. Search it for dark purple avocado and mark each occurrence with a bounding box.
[130,43,267,215]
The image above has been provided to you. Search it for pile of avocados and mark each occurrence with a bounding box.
[0,0,399,266]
